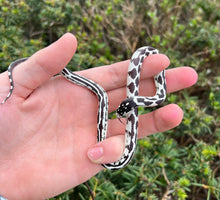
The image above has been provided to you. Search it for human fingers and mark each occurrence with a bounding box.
[77,53,170,91]
[87,135,124,164]
[108,104,183,139]
[87,104,183,165]
[107,67,198,112]
[0,33,77,101]
[87,104,182,165]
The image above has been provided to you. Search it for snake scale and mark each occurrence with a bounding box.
[1,46,166,170]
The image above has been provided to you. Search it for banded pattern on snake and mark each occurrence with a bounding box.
[1,46,166,170]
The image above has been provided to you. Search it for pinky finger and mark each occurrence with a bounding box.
[87,135,125,165]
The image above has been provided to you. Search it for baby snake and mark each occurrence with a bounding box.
[1,46,166,170]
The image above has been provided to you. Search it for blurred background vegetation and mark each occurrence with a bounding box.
[0,0,220,199]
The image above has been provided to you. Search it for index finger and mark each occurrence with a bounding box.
[77,53,170,91]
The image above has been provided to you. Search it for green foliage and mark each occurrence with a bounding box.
[1,0,220,199]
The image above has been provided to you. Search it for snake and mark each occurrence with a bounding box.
[1,46,166,170]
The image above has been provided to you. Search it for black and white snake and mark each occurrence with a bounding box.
[1,46,166,170]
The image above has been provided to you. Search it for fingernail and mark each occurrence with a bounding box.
[87,146,104,162]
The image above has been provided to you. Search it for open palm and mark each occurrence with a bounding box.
[0,33,197,200]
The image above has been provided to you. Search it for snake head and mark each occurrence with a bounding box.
[116,98,137,118]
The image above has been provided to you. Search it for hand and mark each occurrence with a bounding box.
[0,33,198,200]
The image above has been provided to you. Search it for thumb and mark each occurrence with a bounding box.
[0,33,77,102]
[87,135,124,165]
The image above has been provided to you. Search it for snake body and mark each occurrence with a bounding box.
[103,46,166,169]
[1,46,166,170]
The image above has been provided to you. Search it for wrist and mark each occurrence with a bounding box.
[0,195,8,200]
[0,162,22,200]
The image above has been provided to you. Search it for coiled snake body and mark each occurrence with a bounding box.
[1,46,166,170]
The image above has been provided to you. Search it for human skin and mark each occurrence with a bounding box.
[0,33,198,200]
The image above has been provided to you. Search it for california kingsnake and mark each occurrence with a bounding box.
[1,46,166,170]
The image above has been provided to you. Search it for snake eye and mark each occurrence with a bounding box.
[116,104,126,117]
